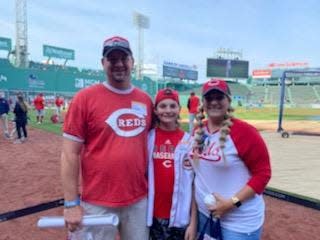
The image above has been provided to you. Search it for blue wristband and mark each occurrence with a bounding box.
[64,197,80,208]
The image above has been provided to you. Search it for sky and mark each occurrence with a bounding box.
[1,0,320,82]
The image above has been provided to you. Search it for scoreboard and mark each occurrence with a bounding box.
[207,58,249,78]
[163,62,198,81]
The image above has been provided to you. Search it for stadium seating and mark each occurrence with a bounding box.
[313,85,320,102]
[228,82,250,97]
[248,84,320,106]
[289,85,316,104]
[249,86,268,104]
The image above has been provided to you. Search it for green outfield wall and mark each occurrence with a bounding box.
[0,58,157,96]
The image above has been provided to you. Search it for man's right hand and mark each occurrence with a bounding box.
[63,205,84,232]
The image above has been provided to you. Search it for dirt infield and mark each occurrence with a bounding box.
[0,127,65,240]
[0,122,319,239]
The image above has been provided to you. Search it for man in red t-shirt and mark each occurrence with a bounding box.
[187,91,200,133]
[61,36,152,240]
[33,93,45,124]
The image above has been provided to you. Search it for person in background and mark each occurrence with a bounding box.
[8,96,16,111]
[61,36,153,240]
[191,79,271,240]
[55,95,64,122]
[187,91,200,134]
[147,88,197,240]
[0,91,10,139]
[33,93,45,124]
[13,92,28,144]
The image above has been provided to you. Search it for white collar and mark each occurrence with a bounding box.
[103,81,134,95]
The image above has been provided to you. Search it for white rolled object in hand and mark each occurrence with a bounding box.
[204,194,216,207]
[37,214,119,228]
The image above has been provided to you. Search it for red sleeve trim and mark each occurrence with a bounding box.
[63,91,87,140]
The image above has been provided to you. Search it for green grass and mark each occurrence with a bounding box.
[234,107,320,120]
[21,108,63,135]
[29,120,62,135]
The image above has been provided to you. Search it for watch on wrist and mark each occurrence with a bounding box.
[231,196,242,208]
[64,197,80,208]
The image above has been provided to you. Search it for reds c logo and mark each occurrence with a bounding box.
[208,80,220,86]
[200,141,222,162]
[106,108,147,137]
[163,160,172,168]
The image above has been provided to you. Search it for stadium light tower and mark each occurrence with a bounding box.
[15,0,28,68]
[133,12,150,80]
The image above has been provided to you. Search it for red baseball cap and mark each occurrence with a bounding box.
[155,88,180,106]
[102,36,132,57]
[202,78,231,97]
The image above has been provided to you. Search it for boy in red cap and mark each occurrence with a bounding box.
[147,88,196,239]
